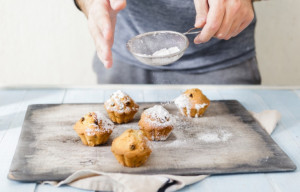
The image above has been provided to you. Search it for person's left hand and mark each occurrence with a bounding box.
[193,0,254,44]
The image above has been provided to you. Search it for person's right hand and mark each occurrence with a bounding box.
[80,0,126,68]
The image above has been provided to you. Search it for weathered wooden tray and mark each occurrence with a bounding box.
[8,101,296,181]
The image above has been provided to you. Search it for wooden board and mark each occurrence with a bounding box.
[8,101,296,181]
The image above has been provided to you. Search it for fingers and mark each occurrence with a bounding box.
[224,1,254,39]
[215,0,239,39]
[232,19,252,38]
[194,0,254,44]
[194,0,225,44]
[88,0,121,68]
[194,0,209,28]
[224,19,242,40]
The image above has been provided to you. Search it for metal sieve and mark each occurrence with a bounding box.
[126,28,201,66]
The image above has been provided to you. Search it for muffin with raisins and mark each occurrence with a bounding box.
[139,105,174,141]
[174,88,210,118]
[104,90,139,124]
[111,129,152,167]
[74,112,114,146]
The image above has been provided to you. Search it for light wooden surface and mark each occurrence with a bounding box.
[0,85,300,192]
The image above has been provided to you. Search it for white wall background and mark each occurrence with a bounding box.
[0,0,299,86]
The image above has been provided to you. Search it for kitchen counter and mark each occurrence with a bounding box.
[0,85,299,192]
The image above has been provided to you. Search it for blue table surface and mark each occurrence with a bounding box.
[0,85,299,192]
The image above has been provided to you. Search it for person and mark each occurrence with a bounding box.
[75,0,261,84]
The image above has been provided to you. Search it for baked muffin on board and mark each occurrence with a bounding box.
[104,90,139,124]
[74,112,114,147]
[111,129,152,167]
[139,105,174,141]
[174,88,210,118]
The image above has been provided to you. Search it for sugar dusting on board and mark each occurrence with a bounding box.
[26,101,275,177]
[197,130,233,143]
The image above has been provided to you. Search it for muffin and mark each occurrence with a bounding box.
[111,129,152,167]
[138,105,174,141]
[174,88,210,118]
[74,112,114,147]
[104,90,139,124]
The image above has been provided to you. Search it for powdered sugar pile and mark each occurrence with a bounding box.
[143,105,174,129]
[174,94,192,116]
[152,46,180,57]
[105,90,138,113]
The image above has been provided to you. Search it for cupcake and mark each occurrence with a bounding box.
[174,88,210,118]
[104,90,139,124]
[138,105,174,141]
[74,112,114,147]
[111,129,152,167]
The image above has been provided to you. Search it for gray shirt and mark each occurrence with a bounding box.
[112,0,256,73]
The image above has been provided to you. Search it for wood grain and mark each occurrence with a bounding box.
[8,101,296,182]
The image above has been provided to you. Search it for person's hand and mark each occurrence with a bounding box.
[193,0,254,44]
[78,0,126,68]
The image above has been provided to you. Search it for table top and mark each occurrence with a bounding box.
[1,85,299,192]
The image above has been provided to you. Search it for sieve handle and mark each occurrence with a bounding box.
[183,27,202,35]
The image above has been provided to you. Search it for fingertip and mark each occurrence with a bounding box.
[194,36,202,44]
[111,0,126,11]
[103,60,112,69]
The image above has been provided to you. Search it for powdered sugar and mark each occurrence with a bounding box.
[174,94,192,117]
[156,140,188,148]
[197,130,233,143]
[155,131,172,141]
[84,112,114,135]
[195,103,208,110]
[174,94,208,117]
[105,90,138,113]
[143,105,173,128]
[85,128,96,136]
[94,111,114,131]
[152,46,180,57]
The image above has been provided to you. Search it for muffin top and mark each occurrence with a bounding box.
[104,90,139,114]
[75,111,114,136]
[174,88,210,110]
[111,129,151,158]
[140,105,173,129]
